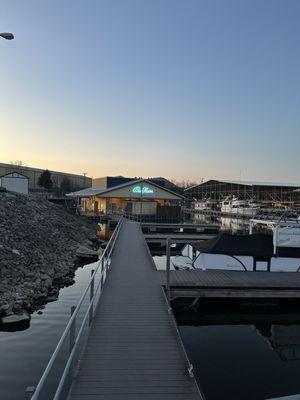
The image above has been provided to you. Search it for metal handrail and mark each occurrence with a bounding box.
[28,215,124,400]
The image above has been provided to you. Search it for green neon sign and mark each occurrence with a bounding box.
[132,186,154,195]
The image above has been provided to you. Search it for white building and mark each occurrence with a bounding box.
[0,172,29,194]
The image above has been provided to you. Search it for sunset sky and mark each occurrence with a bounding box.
[1,0,300,182]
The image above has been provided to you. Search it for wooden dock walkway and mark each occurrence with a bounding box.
[144,233,215,243]
[141,222,219,232]
[159,270,300,298]
[69,220,203,400]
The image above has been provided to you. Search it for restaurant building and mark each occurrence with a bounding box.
[67,177,184,218]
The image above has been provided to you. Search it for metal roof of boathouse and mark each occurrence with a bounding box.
[185,179,300,191]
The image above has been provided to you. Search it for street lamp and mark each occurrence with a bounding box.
[0,32,14,40]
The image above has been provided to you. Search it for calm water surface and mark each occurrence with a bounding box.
[179,321,300,400]
[0,262,96,400]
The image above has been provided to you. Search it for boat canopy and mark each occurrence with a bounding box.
[191,233,274,258]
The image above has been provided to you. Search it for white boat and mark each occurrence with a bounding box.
[193,200,212,211]
[221,197,260,217]
[172,219,300,272]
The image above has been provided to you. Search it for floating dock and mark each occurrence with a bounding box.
[141,222,219,232]
[159,269,300,298]
[144,233,216,244]
[68,220,203,400]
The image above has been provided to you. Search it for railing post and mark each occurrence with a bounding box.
[166,237,171,305]
[89,269,95,326]
[101,256,106,288]
[68,305,76,386]
[69,306,76,356]
[25,386,35,400]
[107,245,111,269]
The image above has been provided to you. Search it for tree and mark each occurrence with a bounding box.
[38,169,53,190]
[60,177,72,193]
[10,160,26,167]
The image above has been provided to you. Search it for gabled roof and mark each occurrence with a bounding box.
[67,178,185,199]
[0,171,29,179]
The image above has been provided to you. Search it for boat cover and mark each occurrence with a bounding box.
[191,233,274,258]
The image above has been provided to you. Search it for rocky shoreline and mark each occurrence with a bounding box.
[0,192,101,330]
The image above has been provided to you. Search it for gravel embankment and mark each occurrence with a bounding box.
[0,192,100,326]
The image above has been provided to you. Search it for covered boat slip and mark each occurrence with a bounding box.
[176,233,300,272]
[68,220,203,400]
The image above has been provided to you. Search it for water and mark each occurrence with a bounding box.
[153,255,176,270]
[191,213,250,234]
[176,304,300,400]
[151,217,300,398]
[0,262,96,400]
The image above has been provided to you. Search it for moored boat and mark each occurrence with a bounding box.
[172,219,300,272]
[221,197,260,217]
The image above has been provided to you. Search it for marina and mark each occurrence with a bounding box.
[2,201,300,400]
[22,215,300,400]
[2,3,300,399]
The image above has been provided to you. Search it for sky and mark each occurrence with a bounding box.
[1,0,300,183]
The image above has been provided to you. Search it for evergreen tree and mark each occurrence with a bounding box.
[38,169,53,190]
[60,177,72,193]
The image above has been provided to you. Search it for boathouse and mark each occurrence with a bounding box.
[0,172,29,194]
[67,178,184,219]
[184,179,300,206]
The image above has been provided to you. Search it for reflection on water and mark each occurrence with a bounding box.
[191,213,250,234]
[220,216,249,234]
[175,300,300,400]
[257,324,300,362]
[97,222,114,241]
[152,255,176,270]
[0,262,96,400]
[151,216,252,270]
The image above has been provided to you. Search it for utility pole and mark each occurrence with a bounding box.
[140,181,143,222]
[83,172,87,188]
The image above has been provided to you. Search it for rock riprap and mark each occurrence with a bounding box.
[0,192,100,328]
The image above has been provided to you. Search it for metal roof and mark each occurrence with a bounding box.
[185,179,300,191]
[67,178,184,199]
[0,162,92,179]
[218,179,300,187]
[66,188,106,197]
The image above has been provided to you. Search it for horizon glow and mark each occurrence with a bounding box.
[1,0,300,184]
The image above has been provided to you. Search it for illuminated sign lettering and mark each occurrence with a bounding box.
[132,186,154,195]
